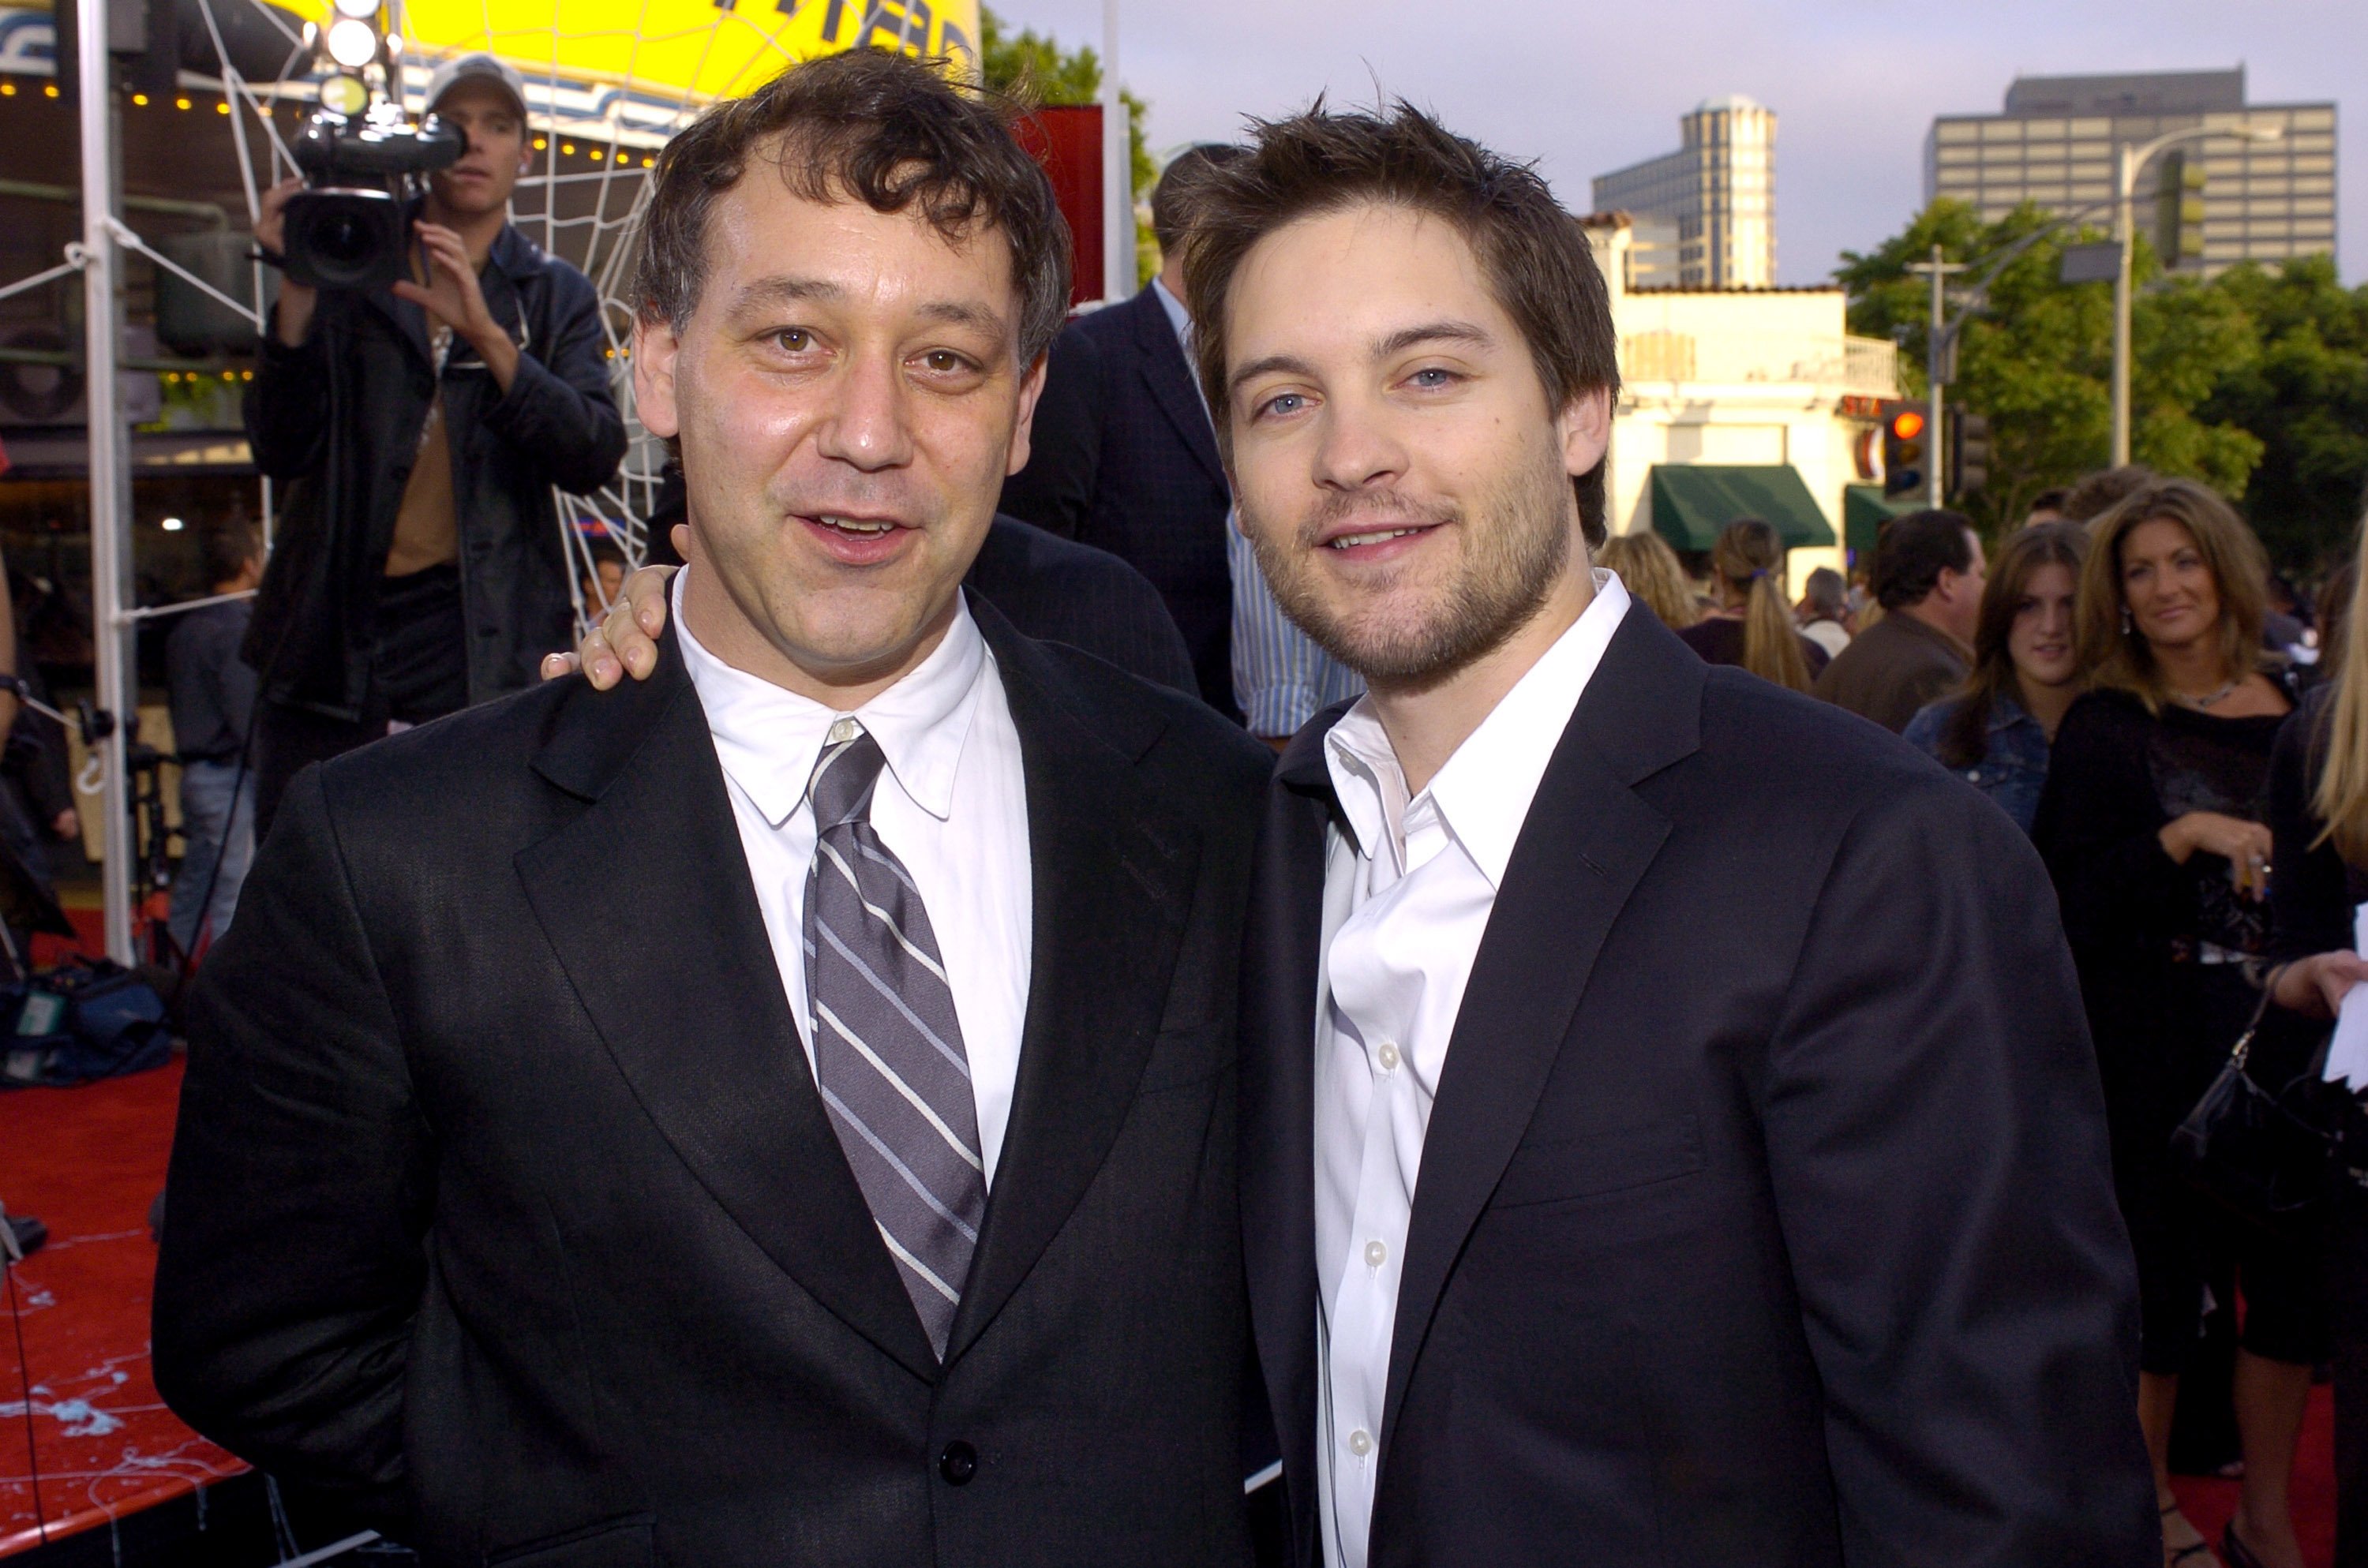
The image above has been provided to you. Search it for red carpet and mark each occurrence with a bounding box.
[0,1057,246,1558]
[2173,1386,2340,1566]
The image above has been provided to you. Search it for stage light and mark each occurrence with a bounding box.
[160,516,185,532]
[332,0,379,18]
[326,18,378,68]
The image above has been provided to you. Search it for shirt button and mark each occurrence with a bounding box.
[1377,1042,1401,1072]
[938,1440,978,1485]
[1347,1429,1373,1458]
[1365,1239,1388,1268]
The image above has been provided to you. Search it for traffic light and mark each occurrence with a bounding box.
[1880,401,1927,498]
[1949,410,1991,500]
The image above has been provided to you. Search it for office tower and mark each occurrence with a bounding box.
[1593,95,1775,288]
[1924,68,2336,275]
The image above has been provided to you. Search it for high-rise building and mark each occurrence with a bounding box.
[1924,68,2336,275]
[1593,95,1776,288]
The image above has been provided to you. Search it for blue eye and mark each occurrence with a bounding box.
[1409,368,1456,387]
[1258,391,1306,418]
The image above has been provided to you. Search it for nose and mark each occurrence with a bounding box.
[1309,386,1409,496]
[813,350,916,473]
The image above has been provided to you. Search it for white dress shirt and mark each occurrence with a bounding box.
[675,569,1034,1184]
[1313,571,1631,1568]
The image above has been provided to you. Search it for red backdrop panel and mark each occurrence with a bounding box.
[1015,104,1102,309]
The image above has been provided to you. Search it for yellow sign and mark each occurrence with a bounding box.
[395,0,980,106]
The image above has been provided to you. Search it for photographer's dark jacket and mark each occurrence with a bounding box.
[243,218,626,720]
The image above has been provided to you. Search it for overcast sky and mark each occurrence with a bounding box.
[1006,0,2363,288]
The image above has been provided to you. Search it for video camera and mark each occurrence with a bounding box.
[282,108,461,293]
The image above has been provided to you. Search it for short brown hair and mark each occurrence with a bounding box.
[1149,143,1246,256]
[632,49,1070,365]
[1871,508,1977,611]
[1180,101,1621,545]
[2077,477,2270,712]
[2062,464,2156,526]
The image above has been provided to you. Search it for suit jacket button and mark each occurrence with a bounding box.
[939,1440,979,1486]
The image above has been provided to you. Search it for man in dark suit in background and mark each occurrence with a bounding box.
[1190,105,2159,1566]
[999,145,1245,719]
[155,52,1270,1566]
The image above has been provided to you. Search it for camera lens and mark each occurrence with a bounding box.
[312,210,373,268]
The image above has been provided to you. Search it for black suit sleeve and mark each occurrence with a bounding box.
[1759,774,2153,1564]
[999,323,1100,538]
[153,764,427,1529]
[243,302,335,481]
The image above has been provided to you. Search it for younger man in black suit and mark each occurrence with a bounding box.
[155,51,1270,1566]
[1184,107,2160,1566]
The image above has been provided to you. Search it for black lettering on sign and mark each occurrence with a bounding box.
[859,0,935,55]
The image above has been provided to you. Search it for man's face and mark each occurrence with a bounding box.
[427,80,529,217]
[1220,202,1608,683]
[1934,528,1988,645]
[634,167,1043,692]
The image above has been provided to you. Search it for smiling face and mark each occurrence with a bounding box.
[1220,202,1608,685]
[2119,515,2221,655]
[2007,559,2080,690]
[426,79,529,219]
[634,168,1042,698]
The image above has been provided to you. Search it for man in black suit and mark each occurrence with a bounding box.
[1184,106,2160,1566]
[153,51,1270,1566]
[999,145,1243,719]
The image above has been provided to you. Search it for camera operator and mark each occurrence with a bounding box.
[245,53,626,835]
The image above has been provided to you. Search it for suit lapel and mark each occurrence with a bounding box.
[1130,289,1227,488]
[1374,612,1705,1471]
[1242,713,1347,1568]
[942,602,1200,1361]
[516,636,939,1381]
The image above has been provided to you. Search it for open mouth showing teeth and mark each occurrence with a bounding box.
[1328,526,1429,549]
[815,516,897,536]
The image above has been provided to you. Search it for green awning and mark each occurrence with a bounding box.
[1844,483,1920,559]
[1647,465,1838,553]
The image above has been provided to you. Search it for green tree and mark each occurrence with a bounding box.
[2197,256,2368,567]
[1837,199,2265,533]
[978,6,1157,284]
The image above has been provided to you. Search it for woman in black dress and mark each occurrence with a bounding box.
[2262,507,2368,1568]
[2035,477,2314,1568]
[1675,516,1827,690]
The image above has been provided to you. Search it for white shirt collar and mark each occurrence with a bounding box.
[1324,570,1631,889]
[673,567,987,829]
[1149,275,1193,345]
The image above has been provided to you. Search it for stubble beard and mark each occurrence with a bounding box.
[1243,450,1575,686]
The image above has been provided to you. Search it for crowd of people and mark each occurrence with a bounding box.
[92,35,2368,1568]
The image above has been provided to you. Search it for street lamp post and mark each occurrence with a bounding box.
[2111,120,2280,466]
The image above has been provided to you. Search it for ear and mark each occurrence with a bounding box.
[1555,384,1613,480]
[634,312,681,443]
[1003,347,1051,478]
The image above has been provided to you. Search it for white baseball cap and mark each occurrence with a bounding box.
[425,52,529,122]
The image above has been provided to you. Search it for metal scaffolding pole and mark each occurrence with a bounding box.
[77,0,137,963]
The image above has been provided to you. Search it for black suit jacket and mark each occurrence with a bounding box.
[154,600,1274,1567]
[1240,608,2156,1567]
[965,515,1197,698]
[999,290,1238,722]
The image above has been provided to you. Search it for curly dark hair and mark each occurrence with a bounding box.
[631,48,1070,366]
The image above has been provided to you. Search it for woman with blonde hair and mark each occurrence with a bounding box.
[1676,517,1827,691]
[1596,530,1699,631]
[2034,477,2312,1568]
[2263,500,2368,1568]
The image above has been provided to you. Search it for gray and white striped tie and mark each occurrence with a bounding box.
[803,718,985,1358]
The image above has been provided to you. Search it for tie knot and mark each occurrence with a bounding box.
[807,721,887,831]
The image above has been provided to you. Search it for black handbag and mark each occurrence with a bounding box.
[2171,988,2343,1240]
